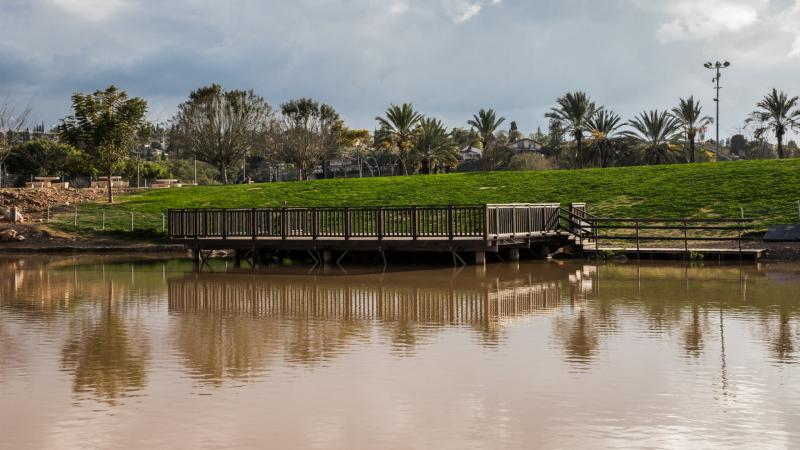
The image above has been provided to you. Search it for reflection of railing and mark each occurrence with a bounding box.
[167,204,561,241]
[167,277,567,327]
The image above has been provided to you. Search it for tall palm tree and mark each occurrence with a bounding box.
[545,92,600,168]
[585,109,623,168]
[412,118,458,174]
[623,110,682,165]
[671,96,713,163]
[467,109,505,170]
[375,103,423,174]
[745,89,800,159]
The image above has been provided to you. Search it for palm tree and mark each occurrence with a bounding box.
[545,92,600,168]
[623,110,682,165]
[467,109,505,170]
[585,109,623,168]
[745,89,800,159]
[412,118,458,174]
[375,103,423,174]
[671,96,713,163]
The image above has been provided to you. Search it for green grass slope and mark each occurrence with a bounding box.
[115,159,800,225]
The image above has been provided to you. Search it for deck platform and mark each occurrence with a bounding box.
[583,246,766,260]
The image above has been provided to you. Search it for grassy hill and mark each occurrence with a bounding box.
[72,159,798,235]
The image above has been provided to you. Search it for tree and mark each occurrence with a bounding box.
[5,140,87,185]
[0,101,31,187]
[730,134,747,156]
[375,103,422,175]
[623,110,682,165]
[585,109,624,168]
[467,108,506,170]
[671,96,713,163]
[172,84,272,183]
[60,86,147,203]
[412,118,459,174]
[545,92,599,168]
[508,121,523,142]
[787,140,799,158]
[338,128,371,177]
[745,89,800,159]
[273,98,342,180]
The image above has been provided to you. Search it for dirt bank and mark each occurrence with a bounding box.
[0,222,184,254]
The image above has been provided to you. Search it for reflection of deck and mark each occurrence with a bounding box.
[167,275,579,327]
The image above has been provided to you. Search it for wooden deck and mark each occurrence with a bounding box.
[168,204,567,265]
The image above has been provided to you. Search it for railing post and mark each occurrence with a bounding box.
[46,205,50,223]
[447,205,454,240]
[101,209,105,231]
[203,209,208,237]
[483,205,490,242]
[412,206,419,240]
[683,220,689,257]
[635,220,640,260]
[130,211,134,232]
[74,206,78,230]
[312,208,319,240]
[281,208,288,240]
[527,206,532,236]
[376,207,383,241]
[344,207,350,240]
[252,208,257,240]
[221,210,227,239]
[162,213,166,234]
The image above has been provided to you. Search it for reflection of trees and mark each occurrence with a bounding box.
[683,305,708,358]
[0,323,22,378]
[769,309,795,362]
[554,308,599,364]
[60,284,150,404]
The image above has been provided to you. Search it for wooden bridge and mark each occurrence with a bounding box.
[168,203,566,265]
[168,202,765,265]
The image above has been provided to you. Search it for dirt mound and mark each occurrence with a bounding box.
[0,188,109,213]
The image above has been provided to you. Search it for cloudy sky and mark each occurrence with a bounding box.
[2,0,799,139]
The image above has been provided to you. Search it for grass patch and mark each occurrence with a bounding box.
[80,159,800,236]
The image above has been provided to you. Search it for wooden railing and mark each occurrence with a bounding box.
[580,217,756,254]
[167,204,561,241]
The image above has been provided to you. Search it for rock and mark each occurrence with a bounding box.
[0,229,18,241]
[7,207,24,223]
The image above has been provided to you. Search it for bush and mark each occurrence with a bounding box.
[508,153,555,171]
[5,140,89,185]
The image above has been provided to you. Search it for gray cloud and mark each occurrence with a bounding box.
[1,0,799,139]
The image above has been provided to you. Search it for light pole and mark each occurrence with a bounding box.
[704,60,730,160]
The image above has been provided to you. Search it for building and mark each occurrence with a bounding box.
[507,138,544,154]
[459,146,482,161]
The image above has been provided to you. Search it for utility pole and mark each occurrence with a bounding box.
[704,60,731,161]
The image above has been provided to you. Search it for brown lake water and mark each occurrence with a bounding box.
[1,256,800,449]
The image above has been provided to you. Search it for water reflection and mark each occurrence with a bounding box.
[167,266,589,381]
[2,255,800,439]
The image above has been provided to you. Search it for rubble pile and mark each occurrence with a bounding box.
[0,188,108,213]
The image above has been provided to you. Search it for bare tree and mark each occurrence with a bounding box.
[172,85,272,184]
[0,101,32,187]
[273,98,342,180]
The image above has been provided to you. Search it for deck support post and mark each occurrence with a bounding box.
[234,250,242,268]
[508,248,520,262]
[322,250,333,265]
[474,251,486,265]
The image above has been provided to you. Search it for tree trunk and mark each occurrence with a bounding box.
[107,172,113,204]
[777,133,785,159]
[220,164,228,184]
[688,138,696,163]
[575,133,583,168]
